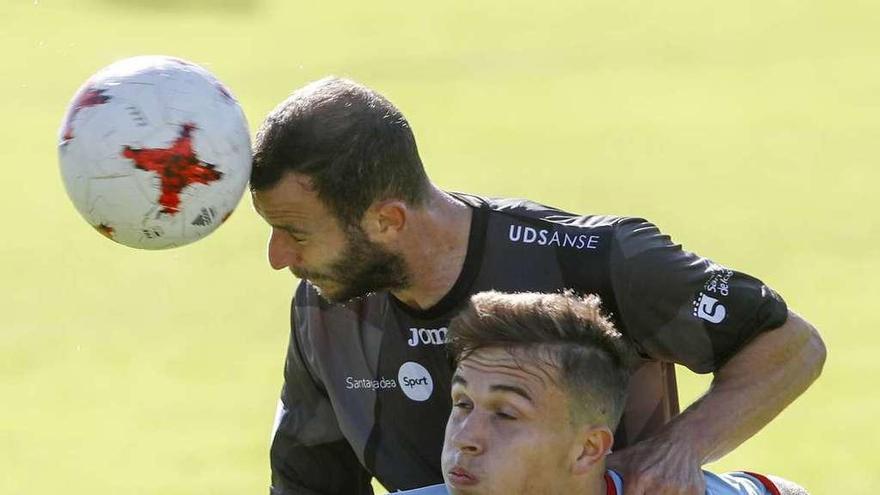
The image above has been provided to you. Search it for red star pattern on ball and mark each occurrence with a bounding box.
[61,87,111,141]
[122,123,223,215]
[94,223,115,239]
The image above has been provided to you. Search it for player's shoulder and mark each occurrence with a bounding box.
[467,193,647,230]
[291,280,388,338]
[705,471,806,495]
[289,281,390,376]
[612,470,802,495]
[472,194,671,252]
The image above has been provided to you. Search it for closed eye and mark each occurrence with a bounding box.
[280,227,307,243]
[495,410,517,420]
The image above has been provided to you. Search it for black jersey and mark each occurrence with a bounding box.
[268,194,788,495]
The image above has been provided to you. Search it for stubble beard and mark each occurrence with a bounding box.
[304,225,410,303]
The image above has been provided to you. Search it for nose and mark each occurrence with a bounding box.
[448,411,486,456]
[267,228,301,270]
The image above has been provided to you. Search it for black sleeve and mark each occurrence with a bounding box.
[609,218,789,373]
[269,283,374,495]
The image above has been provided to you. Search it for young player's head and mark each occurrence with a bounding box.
[441,291,635,495]
[251,77,429,301]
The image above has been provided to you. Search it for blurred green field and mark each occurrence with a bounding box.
[1,0,877,493]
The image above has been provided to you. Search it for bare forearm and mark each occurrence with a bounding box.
[606,311,825,494]
[662,310,826,463]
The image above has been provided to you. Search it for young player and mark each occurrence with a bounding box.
[396,291,807,495]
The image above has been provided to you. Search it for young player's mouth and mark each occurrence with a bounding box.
[447,466,479,487]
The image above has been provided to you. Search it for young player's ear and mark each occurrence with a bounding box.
[363,200,407,239]
[570,426,614,476]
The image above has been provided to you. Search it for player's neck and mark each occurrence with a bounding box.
[391,188,473,310]
[538,468,606,495]
[583,466,610,495]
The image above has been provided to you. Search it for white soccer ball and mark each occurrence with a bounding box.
[58,55,252,249]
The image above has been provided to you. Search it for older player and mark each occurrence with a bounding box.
[251,77,825,495]
[401,291,808,495]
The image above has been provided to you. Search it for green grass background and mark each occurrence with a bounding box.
[1,0,877,493]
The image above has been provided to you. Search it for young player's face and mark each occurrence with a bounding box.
[252,172,408,302]
[441,347,581,495]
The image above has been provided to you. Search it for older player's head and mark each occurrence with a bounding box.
[251,77,430,225]
[250,78,429,301]
[441,291,635,495]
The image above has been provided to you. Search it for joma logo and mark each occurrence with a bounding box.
[407,327,448,347]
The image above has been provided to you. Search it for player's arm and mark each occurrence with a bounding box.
[671,311,823,463]
[269,284,374,495]
[604,219,826,495]
[610,312,823,495]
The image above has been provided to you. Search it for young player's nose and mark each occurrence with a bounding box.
[267,228,300,270]
[450,414,486,456]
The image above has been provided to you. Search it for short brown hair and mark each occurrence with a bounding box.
[448,291,636,428]
[250,77,431,226]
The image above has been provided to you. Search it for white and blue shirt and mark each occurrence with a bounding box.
[395,469,784,494]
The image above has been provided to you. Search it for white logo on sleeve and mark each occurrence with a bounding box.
[398,361,434,402]
[693,292,727,323]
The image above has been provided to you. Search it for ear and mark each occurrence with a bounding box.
[570,425,614,476]
[362,200,407,240]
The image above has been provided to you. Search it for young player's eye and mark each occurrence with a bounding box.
[495,410,517,420]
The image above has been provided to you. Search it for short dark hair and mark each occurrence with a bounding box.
[250,77,431,225]
[447,291,636,428]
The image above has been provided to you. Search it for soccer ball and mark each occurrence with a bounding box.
[58,55,252,249]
